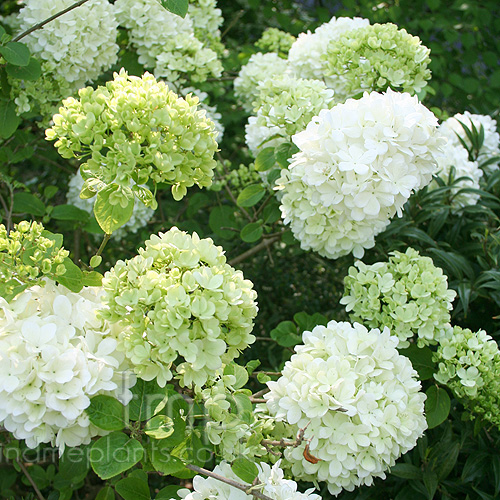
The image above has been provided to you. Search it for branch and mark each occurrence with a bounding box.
[185,464,273,500]
[13,0,91,42]
[15,458,46,500]
[228,234,281,266]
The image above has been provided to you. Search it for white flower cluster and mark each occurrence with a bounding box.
[188,0,224,52]
[287,16,369,98]
[0,281,134,453]
[234,53,289,113]
[439,111,500,166]
[115,0,222,84]
[67,171,154,239]
[430,135,483,209]
[245,75,335,156]
[434,326,500,428]
[100,227,258,389]
[13,0,119,117]
[341,248,457,347]
[265,320,427,495]
[176,461,322,500]
[276,89,443,259]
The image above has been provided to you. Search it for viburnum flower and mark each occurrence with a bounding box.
[438,111,500,166]
[256,27,296,56]
[245,75,335,156]
[0,280,134,453]
[341,247,457,347]
[429,136,483,209]
[176,461,322,500]
[276,89,443,259]
[287,16,369,99]
[0,221,69,301]
[234,53,290,113]
[46,70,218,203]
[265,320,427,495]
[434,326,500,428]
[324,23,431,99]
[67,171,154,239]
[188,0,225,53]
[115,0,222,84]
[100,227,258,389]
[12,0,119,117]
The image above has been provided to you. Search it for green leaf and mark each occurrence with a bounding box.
[86,395,127,431]
[115,476,151,500]
[399,344,435,380]
[94,184,134,234]
[254,147,276,172]
[90,432,143,480]
[6,57,41,81]
[95,487,115,500]
[240,221,263,243]
[145,415,175,439]
[223,362,249,389]
[56,257,83,293]
[90,255,102,268]
[156,486,181,499]
[150,440,186,475]
[270,320,301,347]
[237,184,266,207]
[390,463,423,480]
[209,206,237,240]
[423,469,438,499]
[231,457,259,483]
[160,0,189,18]
[293,311,328,332]
[54,445,90,490]
[425,386,451,429]
[51,204,90,222]
[13,191,45,216]
[82,270,103,287]
[274,142,298,168]
[0,41,30,66]
[127,379,168,422]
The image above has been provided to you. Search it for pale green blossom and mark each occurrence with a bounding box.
[256,28,296,56]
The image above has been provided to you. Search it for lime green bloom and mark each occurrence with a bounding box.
[255,28,296,57]
[324,23,431,99]
[46,69,219,203]
[434,326,500,429]
[341,247,456,347]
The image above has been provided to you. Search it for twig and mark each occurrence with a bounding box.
[228,234,281,266]
[221,9,245,39]
[185,464,273,500]
[13,0,92,42]
[261,422,311,450]
[95,233,111,257]
[15,458,46,500]
[249,398,267,404]
[251,388,270,399]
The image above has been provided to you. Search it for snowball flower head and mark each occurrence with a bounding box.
[276,89,443,259]
[265,320,427,495]
[439,111,500,167]
[46,70,218,203]
[0,281,134,453]
[324,23,431,100]
[245,75,335,156]
[341,247,457,347]
[115,0,222,83]
[100,227,258,389]
[176,461,322,500]
[429,135,483,209]
[67,171,154,239]
[256,27,296,56]
[18,0,118,88]
[234,53,290,113]
[288,16,369,99]
[434,325,500,429]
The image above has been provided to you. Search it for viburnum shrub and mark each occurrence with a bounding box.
[1,1,500,499]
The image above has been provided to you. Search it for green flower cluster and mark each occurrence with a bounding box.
[46,70,219,203]
[255,28,296,57]
[324,23,431,98]
[246,75,335,156]
[0,221,69,301]
[341,248,456,347]
[210,161,262,193]
[100,227,258,389]
[434,326,500,428]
